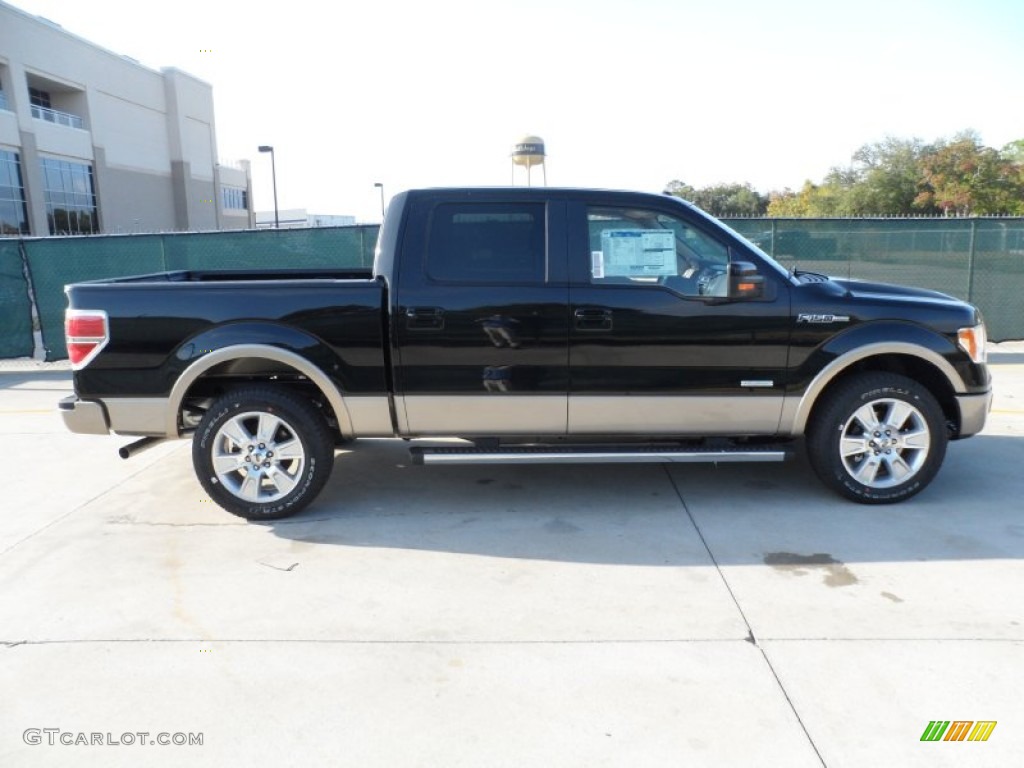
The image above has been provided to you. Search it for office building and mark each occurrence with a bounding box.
[255,210,357,229]
[0,0,254,236]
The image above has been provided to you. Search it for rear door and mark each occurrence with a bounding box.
[393,192,569,436]
[566,196,791,435]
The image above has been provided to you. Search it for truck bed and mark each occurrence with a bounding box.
[84,268,375,284]
[65,273,388,400]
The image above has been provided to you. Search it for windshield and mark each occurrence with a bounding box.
[675,200,793,281]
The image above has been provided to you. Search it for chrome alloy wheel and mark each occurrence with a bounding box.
[838,398,931,489]
[210,411,307,503]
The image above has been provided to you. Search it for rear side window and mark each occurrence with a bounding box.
[426,203,545,284]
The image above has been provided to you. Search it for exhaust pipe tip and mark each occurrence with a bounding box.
[118,436,164,459]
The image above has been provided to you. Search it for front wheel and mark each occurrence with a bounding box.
[807,373,948,504]
[192,386,335,520]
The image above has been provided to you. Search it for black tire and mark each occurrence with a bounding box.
[807,373,947,504]
[192,386,335,520]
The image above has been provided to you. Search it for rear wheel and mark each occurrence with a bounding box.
[192,386,335,520]
[807,373,947,503]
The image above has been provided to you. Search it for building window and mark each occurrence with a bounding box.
[0,150,30,236]
[221,186,248,210]
[29,87,52,109]
[0,88,9,111]
[40,157,99,235]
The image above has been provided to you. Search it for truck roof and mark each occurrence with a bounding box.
[402,186,685,206]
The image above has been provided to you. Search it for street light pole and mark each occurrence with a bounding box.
[374,182,385,220]
[258,145,279,229]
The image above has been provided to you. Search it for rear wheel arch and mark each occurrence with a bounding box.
[168,344,353,439]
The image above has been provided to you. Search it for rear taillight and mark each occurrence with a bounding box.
[65,310,109,369]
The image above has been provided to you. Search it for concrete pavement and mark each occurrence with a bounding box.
[1,348,1022,766]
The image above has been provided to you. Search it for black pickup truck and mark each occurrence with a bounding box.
[60,187,992,519]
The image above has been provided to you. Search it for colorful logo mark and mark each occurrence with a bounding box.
[920,721,996,742]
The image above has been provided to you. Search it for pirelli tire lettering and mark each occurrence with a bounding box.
[192,387,335,520]
[807,373,948,503]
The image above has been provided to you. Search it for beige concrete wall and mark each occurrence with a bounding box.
[16,130,49,235]
[92,146,177,233]
[190,178,218,231]
[0,109,18,147]
[91,92,172,174]
[162,68,217,178]
[33,119,94,159]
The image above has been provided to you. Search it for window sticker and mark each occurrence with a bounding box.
[599,230,676,277]
[591,250,605,278]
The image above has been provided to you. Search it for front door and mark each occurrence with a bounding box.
[567,198,790,436]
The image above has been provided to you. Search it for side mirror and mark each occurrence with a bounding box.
[728,261,764,300]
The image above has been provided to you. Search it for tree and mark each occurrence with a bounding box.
[665,181,768,216]
[999,140,1024,215]
[913,131,1021,216]
[766,187,806,217]
[844,137,927,215]
[767,181,845,217]
[668,131,1024,218]
[1001,139,1024,164]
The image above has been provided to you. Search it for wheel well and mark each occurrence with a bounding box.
[810,354,959,436]
[177,358,339,436]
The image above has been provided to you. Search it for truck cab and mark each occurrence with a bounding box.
[387,188,792,438]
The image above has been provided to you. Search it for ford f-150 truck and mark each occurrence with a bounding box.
[60,187,992,519]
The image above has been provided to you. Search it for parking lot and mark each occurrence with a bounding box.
[1,347,1022,767]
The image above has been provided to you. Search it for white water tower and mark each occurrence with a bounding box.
[511,135,546,186]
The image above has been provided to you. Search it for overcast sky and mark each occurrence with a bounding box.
[9,0,1024,222]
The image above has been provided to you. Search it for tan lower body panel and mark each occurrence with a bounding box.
[568,395,784,436]
[397,394,784,437]
[955,391,992,438]
[104,397,170,436]
[399,395,567,436]
[344,396,395,437]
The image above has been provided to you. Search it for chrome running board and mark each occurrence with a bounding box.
[410,444,792,466]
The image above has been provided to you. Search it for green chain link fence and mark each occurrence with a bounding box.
[15,226,379,360]
[1,218,1022,361]
[0,240,34,359]
[724,218,1024,341]
[26,235,167,360]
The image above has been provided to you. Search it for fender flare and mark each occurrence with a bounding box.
[167,343,353,438]
[783,340,966,435]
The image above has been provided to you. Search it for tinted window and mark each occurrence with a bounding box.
[29,87,51,109]
[0,150,30,236]
[39,157,98,235]
[427,203,544,283]
[221,186,248,210]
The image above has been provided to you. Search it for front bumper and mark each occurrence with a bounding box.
[59,395,110,435]
[955,390,993,438]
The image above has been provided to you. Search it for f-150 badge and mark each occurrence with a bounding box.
[797,313,850,324]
